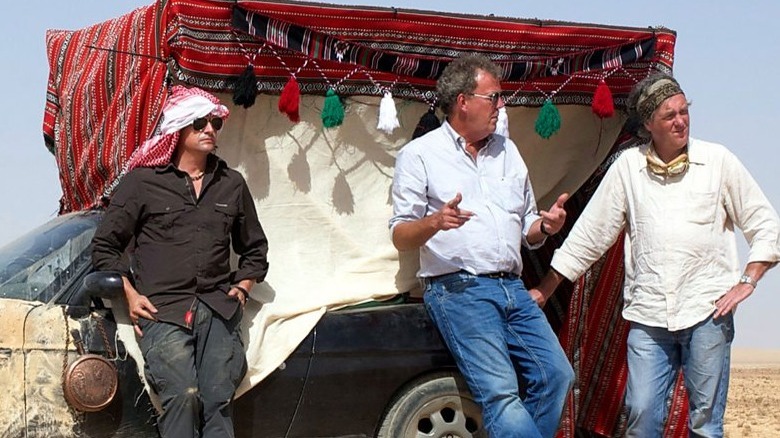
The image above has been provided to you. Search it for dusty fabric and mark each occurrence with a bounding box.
[91,156,269,324]
[0,300,85,436]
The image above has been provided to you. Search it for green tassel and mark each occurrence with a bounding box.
[535,99,561,139]
[321,88,345,128]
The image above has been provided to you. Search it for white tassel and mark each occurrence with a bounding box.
[377,91,400,134]
[494,106,509,137]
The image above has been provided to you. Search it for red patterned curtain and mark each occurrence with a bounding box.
[44,2,168,213]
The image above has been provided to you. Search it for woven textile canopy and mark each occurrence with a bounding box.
[44,0,675,213]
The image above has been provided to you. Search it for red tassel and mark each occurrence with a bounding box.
[592,79,614,118]
[278,76,300,123]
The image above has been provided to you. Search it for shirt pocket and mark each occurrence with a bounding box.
[484,176,526,213]
[144,202,186,241]
[212,203,239,240]
[685,191,718,224]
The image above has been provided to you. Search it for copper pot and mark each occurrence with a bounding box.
[62,330,118,412]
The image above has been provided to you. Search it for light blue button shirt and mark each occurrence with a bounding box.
[390,121,543,278]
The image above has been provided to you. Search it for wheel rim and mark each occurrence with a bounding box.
[404,394,483,438]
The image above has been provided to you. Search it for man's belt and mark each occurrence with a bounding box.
[426,270,518,282]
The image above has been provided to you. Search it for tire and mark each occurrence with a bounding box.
[377,371,486,438]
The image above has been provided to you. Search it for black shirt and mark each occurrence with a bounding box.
[92,154,269,326]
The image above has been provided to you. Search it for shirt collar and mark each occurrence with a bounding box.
[638,138,704,171]
[155,153,227,175]
[685,138,704,164]
[441,120,497,153]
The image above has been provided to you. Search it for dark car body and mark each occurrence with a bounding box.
[0,211,482,437]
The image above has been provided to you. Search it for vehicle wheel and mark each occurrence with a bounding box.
[377,371,486,438]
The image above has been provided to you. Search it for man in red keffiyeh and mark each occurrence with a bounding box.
[92,85,269,438]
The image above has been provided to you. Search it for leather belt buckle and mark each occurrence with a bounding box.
[483,272,514,279]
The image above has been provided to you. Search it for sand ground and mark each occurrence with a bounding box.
[724,349,780,438]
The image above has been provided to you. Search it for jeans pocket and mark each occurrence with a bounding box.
[143,359,166,395]
[141,335,170,395]
[439,274,474,295]
[136,317,151,331]
[716,312,735,342]
[229,333,248,387]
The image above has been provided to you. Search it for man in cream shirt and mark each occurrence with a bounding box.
[530,73,780,437]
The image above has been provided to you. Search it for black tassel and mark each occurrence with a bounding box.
[412,107,440,139]
[232,65,258,109]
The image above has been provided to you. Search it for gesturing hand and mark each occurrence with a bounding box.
[539,193,569,235]
[434,193,475,231]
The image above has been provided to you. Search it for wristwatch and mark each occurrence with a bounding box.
[738,274,757,288]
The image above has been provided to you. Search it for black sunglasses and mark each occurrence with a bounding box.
[192,116,224,132]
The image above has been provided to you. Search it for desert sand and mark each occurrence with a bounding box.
[724,348,780,438]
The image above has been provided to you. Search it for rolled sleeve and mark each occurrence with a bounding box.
[389,146,428,231]
[521,173,544,249]
[551,160,628,281]
[723,153,780,264]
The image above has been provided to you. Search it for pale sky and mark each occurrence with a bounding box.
[1,1,777,348]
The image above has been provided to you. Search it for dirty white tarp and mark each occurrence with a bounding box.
[112,93,625,400]
[0,299,83,435]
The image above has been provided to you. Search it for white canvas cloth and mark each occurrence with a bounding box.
[114,93,626,401]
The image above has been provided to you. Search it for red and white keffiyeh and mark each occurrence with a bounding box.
[124,85,229,171]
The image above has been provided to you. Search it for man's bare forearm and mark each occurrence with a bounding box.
[392,218,438,251]
[538,268,567,300]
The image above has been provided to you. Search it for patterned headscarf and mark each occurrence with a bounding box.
[124,85,229,171]
[636,77,684,123]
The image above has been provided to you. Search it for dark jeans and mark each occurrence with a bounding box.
[138,302,247,438]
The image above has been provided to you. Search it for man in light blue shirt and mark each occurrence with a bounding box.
[389,54,574,438]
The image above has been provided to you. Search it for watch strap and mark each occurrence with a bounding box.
[738,274,757,288]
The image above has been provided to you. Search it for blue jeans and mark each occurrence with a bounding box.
[424,272,574,438]
[625,313,734,438]
[138,301,247,438]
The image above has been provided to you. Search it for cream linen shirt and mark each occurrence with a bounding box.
[389,121,543,278]
[551,138,780,330]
